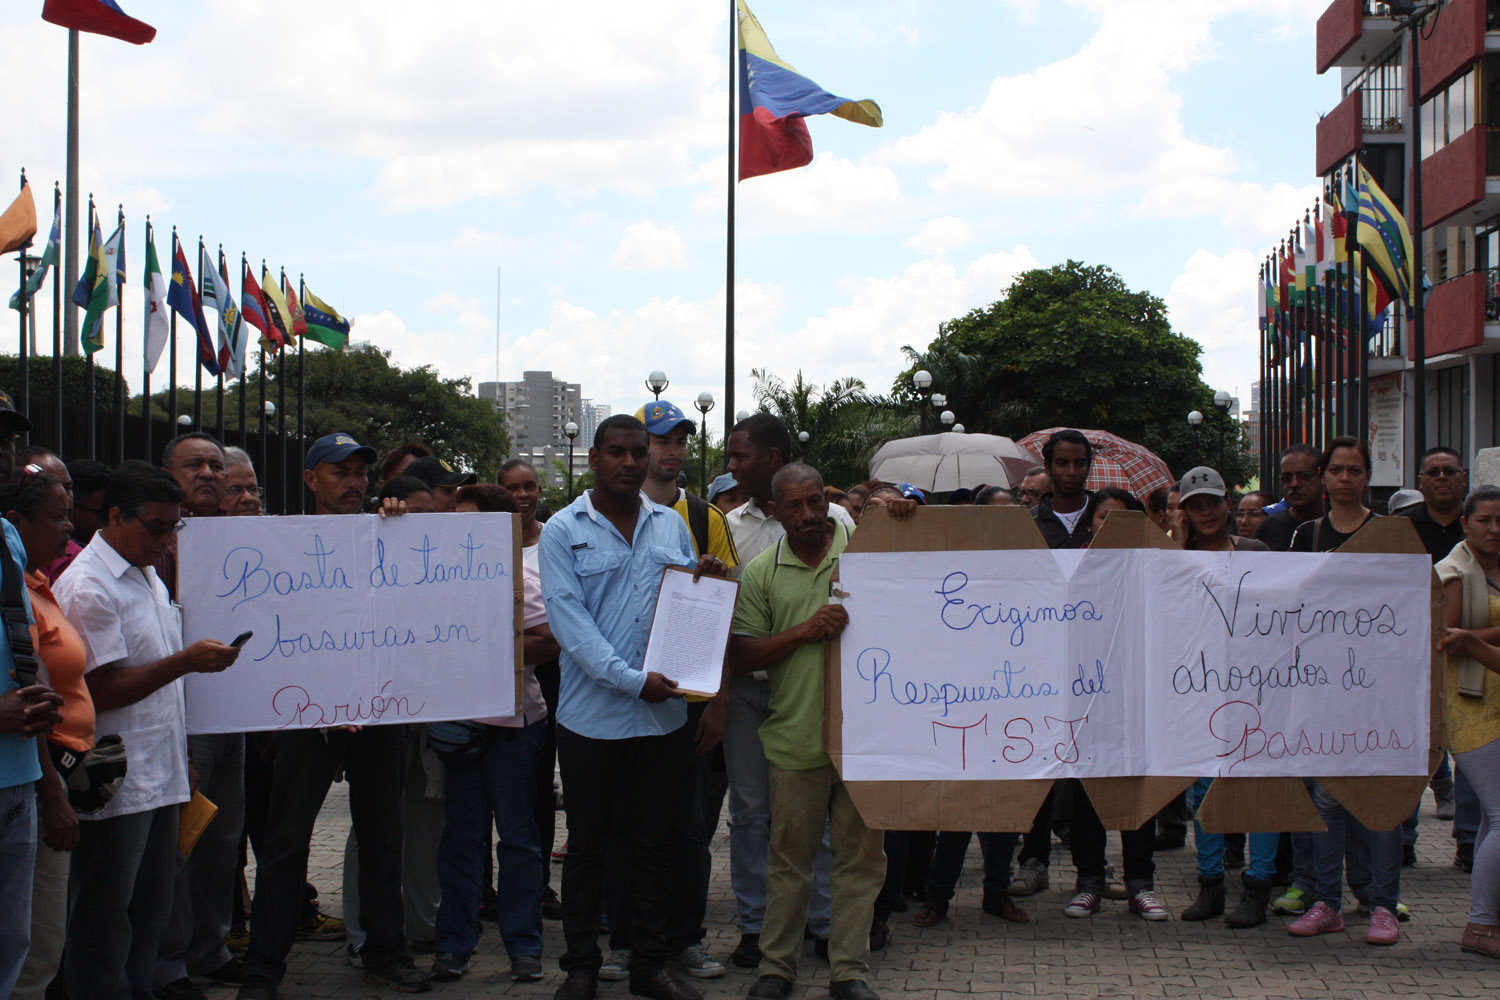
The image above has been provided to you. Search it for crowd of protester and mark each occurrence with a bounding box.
[0,384,1496,1000]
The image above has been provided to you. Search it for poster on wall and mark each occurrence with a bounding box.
[1368,374,1404,487]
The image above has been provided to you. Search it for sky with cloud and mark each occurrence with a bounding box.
[4,0,1337,440]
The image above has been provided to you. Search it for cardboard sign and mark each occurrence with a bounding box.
[178,513,524,734]
[826,508,1444,832]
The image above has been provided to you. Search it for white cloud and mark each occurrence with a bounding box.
[905,217,974,256]
[612,222,687,271]
[1165,248,1262,400]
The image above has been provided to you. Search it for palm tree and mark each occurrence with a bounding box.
[749,369,908,489]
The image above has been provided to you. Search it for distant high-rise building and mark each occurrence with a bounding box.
[478,371,583,459]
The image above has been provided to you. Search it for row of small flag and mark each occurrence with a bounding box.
[4,180,351,380]
[1256,159,1418,356]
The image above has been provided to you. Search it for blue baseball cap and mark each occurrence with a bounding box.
[895,482,927,504]
[707,472,740,502]
[304,432,377,470]
[636,400,695,436]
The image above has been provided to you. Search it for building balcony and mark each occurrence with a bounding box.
[1317,0,1400,74]
[1417,124,1500,226]
[1417,0,1487,101]
[1318,89,1365,175]
[1419,269,1487,358]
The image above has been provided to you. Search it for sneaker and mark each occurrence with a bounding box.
[1009,858,1048,897]
[1288,901,1345,937]
[1366,905,1400,945]
[1355,900,1411,922]
[1459,842,1476,873]
[542,884,563,921]
[552,841,569,862]
[198,958,247,987]
[345,944,362,968]
[363,957,431,993]
[431,954,468,982]
[1129,890,1170,921]
[1272,886,1311,916]
[154,978,206,1000]
[296,910,346,941]
[225,926,250,956]
[1103,864,1128,901]
[510,956,544,983]
[599,949,631,982]
[1063,891,1100,918]
[671,944,724,979]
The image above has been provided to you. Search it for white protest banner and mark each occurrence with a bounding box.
[838,548,1430,781]
[179,513,520,734]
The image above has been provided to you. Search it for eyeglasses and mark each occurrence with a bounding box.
[135,516,186,537]
[224,485,265,501]
[1018,489,1043,500]
[1421,466,1465,479]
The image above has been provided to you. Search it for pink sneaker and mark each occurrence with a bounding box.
[1288,901,1345,937]
[1366,906,1399,946]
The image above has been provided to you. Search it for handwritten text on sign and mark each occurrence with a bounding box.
[179,514,518,734]
[838,549,1431,780]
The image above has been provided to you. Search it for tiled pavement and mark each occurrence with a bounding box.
[226,783,1496,1000]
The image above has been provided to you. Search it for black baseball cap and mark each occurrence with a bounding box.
[405,455,477,488]
[0,388,32,432]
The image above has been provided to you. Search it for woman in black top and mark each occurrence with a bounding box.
[1288,437,1377,552]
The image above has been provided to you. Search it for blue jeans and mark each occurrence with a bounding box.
[925,831,1020,903]
[1186,778,1278,881]
[1311,783,1401,912]
[0,783,37,999]
[724,675,831,936]
[156,733,245,985]
[435,720,545,961]
[66,804,180,1000]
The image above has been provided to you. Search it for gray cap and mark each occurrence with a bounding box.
[1387,489,1424,514]
[707,473,739,502]
[1178,466,1226,502]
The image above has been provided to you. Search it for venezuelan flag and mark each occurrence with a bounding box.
[737,0,881,180]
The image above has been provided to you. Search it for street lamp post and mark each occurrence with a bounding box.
[694,390,715,495]
[1187,409,1203,468]
[913,370,933,434]
[1212,389,1232,474]
[564,420,580,500]
[261,400,276,512]
[940,409,955,430]
[797,429,810,460]
[645,370,669,401]
[735,410,751,423]
[952,423,965,434]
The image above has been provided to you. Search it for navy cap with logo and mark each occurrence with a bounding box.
[304,432,377,470]
[405,455,477,488]
[0,388,33,432]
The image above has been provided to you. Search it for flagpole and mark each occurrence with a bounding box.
[114,204,124,465]
[278,267,289,516]
[298,273,307,515]
[234,252,247,450]
[51,183,62,441]
[1359,254,1372,442]
[1259,262,1268,487]
[194,236,204,430]
[16,170,29,442]
[216,246,227,443]
[724,0,737,443]
[64,29,80,355]
[143,216,153,461]
[1405,15,1426,472]
[84,196,95,459]
[168,228,178,432]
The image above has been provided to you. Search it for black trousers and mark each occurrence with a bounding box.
[1066,778,1156,895]
[243,726,407,983]
[557,723,689,977]
[534,658,560,885]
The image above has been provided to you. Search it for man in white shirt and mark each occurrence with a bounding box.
[55,461,241,1000]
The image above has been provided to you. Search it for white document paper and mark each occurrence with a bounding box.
[641,568,740,697]
[178,513,518,734]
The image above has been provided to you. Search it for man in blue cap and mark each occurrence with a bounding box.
[240,433,430,1000]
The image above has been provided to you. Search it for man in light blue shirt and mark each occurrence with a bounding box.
[540,415,727,1000]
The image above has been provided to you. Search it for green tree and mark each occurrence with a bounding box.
[896,261,1255,487]
[0,353,128,412]
[750,369,910,489]
[133,345,510,478]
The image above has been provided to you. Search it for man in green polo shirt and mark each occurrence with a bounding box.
[729,464,883,1000]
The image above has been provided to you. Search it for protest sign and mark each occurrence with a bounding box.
[827,507,1442,832]
[178,513,522,734]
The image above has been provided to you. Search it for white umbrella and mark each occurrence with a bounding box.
[868,432,1037,492]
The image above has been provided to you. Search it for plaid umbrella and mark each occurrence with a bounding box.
[1017,428,1175,501]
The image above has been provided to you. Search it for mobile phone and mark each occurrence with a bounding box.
[230,630,254,648]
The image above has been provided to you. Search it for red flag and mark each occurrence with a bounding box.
[241,263,282,352]
[41,0,157,45]
[285,283,307,339]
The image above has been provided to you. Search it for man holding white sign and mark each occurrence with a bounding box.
[729,464,883,1000]
[540,414,727,1000]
